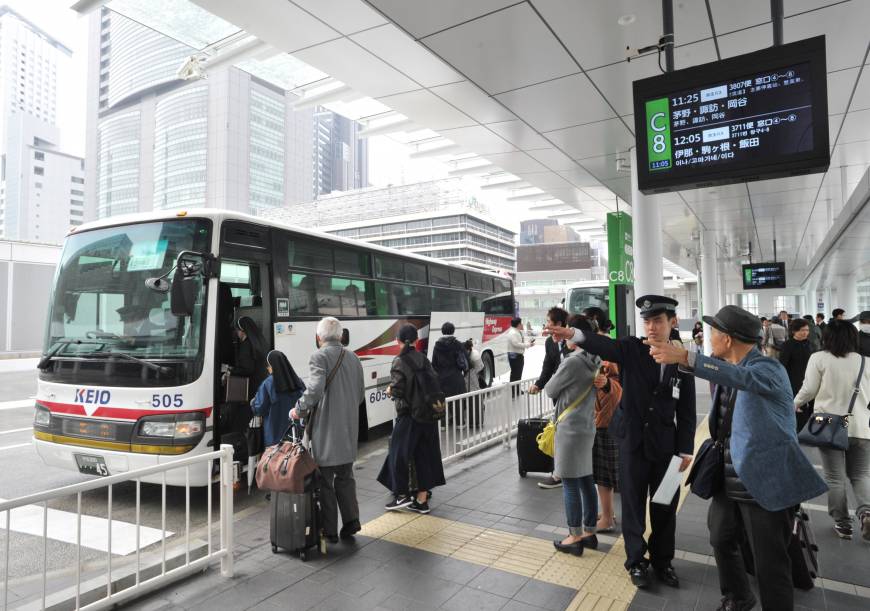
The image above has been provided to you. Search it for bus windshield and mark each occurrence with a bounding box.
[44,219,211,364]
[566,286,609,314]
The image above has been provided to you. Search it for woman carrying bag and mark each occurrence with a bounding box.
[251,351,306,447]
[794,320,870,541]
[543,315,601,555]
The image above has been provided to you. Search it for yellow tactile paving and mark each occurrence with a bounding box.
[358,409,712,609]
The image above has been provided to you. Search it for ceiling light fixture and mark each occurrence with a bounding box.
[617,14,636,26]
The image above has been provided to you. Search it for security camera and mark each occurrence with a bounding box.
[176,55,206,81]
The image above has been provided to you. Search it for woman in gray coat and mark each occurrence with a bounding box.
[544,315,601,556]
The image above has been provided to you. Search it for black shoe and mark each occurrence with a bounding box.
[654,564,679,588]
[408,499,430,514]
[325,534,339,544]
[629,564,650,588]
[834,520,853,539]
[340,520,361,540]
[385,496,413,511]
[581,534,598,550]
[553,540,584,556]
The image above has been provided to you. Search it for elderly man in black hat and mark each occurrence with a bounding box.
[547,295,696,588]
[645,305,826,611]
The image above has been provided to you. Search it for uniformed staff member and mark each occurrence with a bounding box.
[547,295,696,589]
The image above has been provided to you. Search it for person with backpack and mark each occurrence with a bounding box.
[378,324,446,514]
[433,321,469,424]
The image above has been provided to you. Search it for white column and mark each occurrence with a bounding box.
[717,258,727,311]
[630,149,664,333]
[836,273,859,318]
[700,230,718,356]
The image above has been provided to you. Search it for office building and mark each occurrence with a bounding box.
[519,219,557,245]
[262,179,516,274]
[84,8,366,221]
[0,7,84,244]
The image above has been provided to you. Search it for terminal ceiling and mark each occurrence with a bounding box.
[98,0,870,289]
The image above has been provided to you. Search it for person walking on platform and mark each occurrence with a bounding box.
[794,320,870,541]
[646,305,827,611]
[291,317,365,543]
[378,324,446,514]
[780,318,815,432]
[762,317,786,360]
[547,295,696,589]
[544,315,600,555]
[802,315,822,352]
[529,306,571,489]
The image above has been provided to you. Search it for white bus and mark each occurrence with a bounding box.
[33,210,514,484]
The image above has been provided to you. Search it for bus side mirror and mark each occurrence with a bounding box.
[170,273,198,317]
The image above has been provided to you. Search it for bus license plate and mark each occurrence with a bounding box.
[75,454,110,477]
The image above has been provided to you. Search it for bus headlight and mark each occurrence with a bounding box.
[34,405,51,427]
[138,413,205,440]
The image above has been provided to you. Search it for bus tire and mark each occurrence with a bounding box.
[482,351,495,388]
[358,401,369,442]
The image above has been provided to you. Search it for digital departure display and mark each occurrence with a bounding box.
[634,36,829,193]
[742,262,786,290]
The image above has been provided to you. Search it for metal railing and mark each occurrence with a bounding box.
[0,445,235,611]
[441,377,553,464]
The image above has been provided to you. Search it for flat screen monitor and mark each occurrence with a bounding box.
[633,36,829,194]
[742,262,786,290]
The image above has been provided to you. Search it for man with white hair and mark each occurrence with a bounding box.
[291,317,365,543]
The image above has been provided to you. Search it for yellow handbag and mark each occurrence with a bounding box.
[536,385,593,458]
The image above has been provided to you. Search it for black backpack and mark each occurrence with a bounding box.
[402,353,447,423]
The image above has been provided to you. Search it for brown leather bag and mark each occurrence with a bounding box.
[255,439,316,493]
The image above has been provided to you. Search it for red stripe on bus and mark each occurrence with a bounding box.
[38,401,213,421]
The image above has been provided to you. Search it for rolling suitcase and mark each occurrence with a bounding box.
[517,418,554,477]
[270,473,323,561]
[790,506,819,590]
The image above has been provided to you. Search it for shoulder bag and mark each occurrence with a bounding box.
[798,356,865,451]
[686,388,735,499]
[255,348,345,492]
[536,384,593,458]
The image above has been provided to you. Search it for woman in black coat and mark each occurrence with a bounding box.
[779,318,814,431]
[232,316,268,400]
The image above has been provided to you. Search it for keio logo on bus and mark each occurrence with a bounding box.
[75,388,112,405]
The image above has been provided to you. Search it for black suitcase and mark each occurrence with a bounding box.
[517,418,554,477]
[790,507,819,590]
[270,474,323,561]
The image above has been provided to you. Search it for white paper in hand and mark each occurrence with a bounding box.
[651,455,684,505]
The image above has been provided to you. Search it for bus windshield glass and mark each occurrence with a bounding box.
[44,219,211,363]
[566,286,609,314]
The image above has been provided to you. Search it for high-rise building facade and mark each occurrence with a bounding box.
[85,8,367,222]
[0,7,84,244]
[313,112,368,197]
[262,179,515,274]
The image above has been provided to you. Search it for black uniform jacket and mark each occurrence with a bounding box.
[581,333,696,461]
[534,336,570,389]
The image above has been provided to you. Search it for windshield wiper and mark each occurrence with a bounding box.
[82,351,172,377]
[38,339,107,370]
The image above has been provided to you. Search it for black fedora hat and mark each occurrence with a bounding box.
[703,305,761,344]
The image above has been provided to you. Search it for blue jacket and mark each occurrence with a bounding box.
[690,349,827,511]
[251,375,305,447]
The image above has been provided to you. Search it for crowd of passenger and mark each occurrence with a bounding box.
[225,301,870,611]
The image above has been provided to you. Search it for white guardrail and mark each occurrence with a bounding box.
[440,377,552,464]
[0,445,235,611]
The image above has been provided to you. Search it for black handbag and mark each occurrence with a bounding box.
[798,356,865,451]
[685,437,723,499]
[685,387,734,499]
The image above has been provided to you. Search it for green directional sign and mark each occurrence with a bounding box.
[645,97,672,171]
[607,212,633,337]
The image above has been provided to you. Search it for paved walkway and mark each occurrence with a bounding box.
[123,420,870,611]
